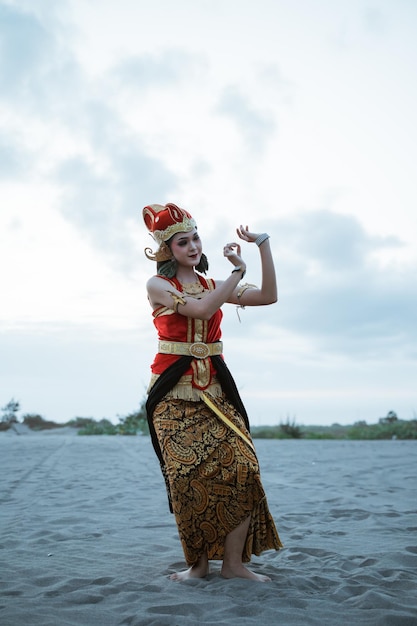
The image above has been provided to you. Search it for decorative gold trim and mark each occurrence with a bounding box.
[180,280,205,296]
[147,374,223,401]
[152,306,176,318]
[166,291,187,312]
[144,241,173,262]
[153,216,196,245]
[201,392,255,452]
[237,282,258,300]
[158,340,223,358]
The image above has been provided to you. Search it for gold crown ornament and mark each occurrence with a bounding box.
[143,203,197,262]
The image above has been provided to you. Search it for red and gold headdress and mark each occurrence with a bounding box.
[143,203,197,262]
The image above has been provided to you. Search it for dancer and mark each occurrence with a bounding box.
[143,203,282,581]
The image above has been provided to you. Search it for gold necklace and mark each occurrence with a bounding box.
[180,279,205,296]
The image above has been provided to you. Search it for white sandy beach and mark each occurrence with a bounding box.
[0,432,416,626]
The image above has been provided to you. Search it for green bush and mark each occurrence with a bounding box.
[347,419,417,440]
[67,417,97,429]
[116,407,149,436]
[280,417,303,439]
[252,415,417,440]
[77,398,149,436]
[78,419,118,435]
[22,414,62,430]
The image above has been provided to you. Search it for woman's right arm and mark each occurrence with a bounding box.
[146,266,246,320]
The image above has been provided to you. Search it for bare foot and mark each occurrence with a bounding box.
[220,563,271,582]
[170,557,209,581]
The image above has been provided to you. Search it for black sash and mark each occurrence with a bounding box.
[146,355,250,512]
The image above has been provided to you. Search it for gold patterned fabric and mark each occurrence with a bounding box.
[152,393,283,565]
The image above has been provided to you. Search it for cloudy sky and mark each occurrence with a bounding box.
[1,0,416,427]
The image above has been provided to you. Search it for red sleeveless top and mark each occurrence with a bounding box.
[150,275,223,390]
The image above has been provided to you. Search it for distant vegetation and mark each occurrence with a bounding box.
[1,400,416,440]
[251,411,417,440]
[0,397,149,436]
[69,407,150,436]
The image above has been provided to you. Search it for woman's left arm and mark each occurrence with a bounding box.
[226,225,277,306]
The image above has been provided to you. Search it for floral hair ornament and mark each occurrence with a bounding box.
[143,203,197,262]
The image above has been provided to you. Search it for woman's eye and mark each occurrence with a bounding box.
[177,235,199,247]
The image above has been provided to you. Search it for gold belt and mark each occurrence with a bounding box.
[158,340,223,359]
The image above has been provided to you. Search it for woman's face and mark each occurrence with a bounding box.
[170,228,202,268]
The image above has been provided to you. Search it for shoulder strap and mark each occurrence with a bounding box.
[197,275,215,291]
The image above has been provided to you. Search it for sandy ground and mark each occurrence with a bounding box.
[0,432,416,626]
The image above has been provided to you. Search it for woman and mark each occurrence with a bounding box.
[143,203,282,582]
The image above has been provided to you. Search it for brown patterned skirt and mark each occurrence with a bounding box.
[152,393,282,565]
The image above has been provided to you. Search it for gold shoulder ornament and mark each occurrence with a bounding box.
[236,283,258,322]
[167,290,187,313]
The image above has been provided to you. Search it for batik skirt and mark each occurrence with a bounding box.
[152,393,282,565]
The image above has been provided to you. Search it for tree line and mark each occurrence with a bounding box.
[0,398,149,435]
[2,399,416,439]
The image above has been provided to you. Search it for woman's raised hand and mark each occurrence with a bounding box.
[223,242,244,267]
[236,225,260,243]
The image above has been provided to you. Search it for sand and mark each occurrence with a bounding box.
[0,431,416,626]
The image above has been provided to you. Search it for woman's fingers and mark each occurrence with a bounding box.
[223,242,243,264]
[237,225,259,243]
[223,242,240,253]
[237,225,250,240]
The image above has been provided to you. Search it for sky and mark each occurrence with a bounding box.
[1,0,416,427]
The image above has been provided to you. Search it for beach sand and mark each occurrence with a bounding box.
[0,432,416,625]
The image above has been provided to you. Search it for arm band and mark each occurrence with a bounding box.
[167,290,186,313]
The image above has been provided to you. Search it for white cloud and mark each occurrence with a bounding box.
[273,211,416,356]
[216,86,275,153]
[1,0,416,425]
[0,194,142,330]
